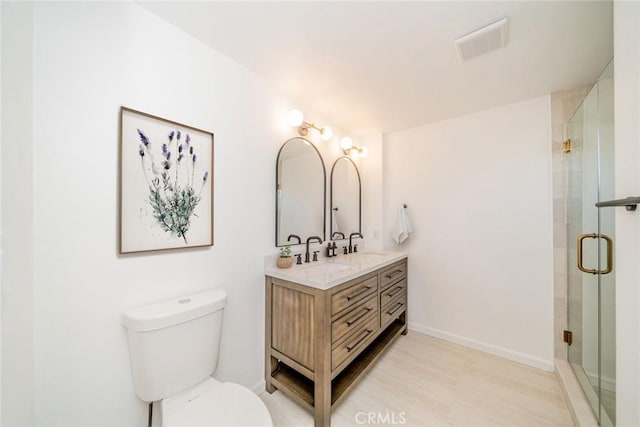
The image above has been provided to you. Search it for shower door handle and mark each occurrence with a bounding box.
[577,233,613,275]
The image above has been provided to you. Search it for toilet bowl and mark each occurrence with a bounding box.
[122,288,272,426]
[162,377,271,426]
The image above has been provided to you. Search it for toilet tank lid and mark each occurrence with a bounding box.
[122,288,227,332]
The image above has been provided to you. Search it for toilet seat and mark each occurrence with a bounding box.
[162,378,273,426]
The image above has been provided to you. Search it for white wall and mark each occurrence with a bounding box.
[1,2,35,425]
[25,2,354,425]
[613,1,640,425]
[360,133,384,251]
[383,96,555,371]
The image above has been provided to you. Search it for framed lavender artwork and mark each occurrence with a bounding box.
[119,107,214,254]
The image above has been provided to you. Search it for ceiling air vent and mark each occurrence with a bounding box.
[454,18,509,62]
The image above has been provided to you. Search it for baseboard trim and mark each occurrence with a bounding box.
[408,323,554,372]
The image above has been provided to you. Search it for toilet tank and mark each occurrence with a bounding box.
[122,288,226,402]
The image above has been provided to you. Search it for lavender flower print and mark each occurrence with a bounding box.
[136,128,209,244]
[137,129,150,146]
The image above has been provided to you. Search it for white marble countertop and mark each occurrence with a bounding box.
[264,250,408,290]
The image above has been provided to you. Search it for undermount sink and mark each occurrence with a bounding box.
[302,262,351,274]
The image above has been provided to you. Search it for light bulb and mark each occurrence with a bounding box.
[359,146,369,158]
[287,109,304,127]
[340,137,353,150]
[321,126,333,141]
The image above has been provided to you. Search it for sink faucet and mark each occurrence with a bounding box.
[287,234,301,244]
[305,236,323,263]
[331,232,345,240]
[348,232,363,253]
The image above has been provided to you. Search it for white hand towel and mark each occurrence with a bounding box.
[392,206,413,244]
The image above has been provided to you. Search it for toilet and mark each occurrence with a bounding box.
[122,288,273,426]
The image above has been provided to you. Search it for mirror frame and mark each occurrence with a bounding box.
[330,156,361,240]
[275,137,326,247]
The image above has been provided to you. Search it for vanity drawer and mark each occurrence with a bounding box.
[331,294,378,344]
[331,276,378,315]
[380,261,407,290]
[332,316,379,371]
[381,291,407,328]
[380,279,406,307]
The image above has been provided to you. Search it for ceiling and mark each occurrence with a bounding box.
[140,1,613,134]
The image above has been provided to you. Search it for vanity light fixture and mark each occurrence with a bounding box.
[287,109,333,141]
[340,137,368,158]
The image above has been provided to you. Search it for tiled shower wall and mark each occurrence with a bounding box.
[551,86,590,360]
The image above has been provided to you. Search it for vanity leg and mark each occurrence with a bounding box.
[265,279,277,393]
[265,356,277,393]
[314,375,331,427]
[400,311,408,335]
[314,292,332,427]
[401,268,408,336]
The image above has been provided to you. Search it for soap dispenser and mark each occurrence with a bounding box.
[326,242,334,258]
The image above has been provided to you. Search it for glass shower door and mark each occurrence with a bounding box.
[567,61,615,426]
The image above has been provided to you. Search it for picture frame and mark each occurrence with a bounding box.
[119,107,214,254]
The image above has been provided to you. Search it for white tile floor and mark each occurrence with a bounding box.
[260,332,572,426]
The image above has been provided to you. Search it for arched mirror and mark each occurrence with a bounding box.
[330,156,361,240]
[276,137,326,246]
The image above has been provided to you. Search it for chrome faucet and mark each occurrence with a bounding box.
[305,236,323,263]
[348,232,363,253]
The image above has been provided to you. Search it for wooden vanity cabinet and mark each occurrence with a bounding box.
[265,258,408,427]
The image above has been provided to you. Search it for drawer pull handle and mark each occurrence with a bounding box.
[346,329,373,352]
[384,269,403,279]
[346,285,372,301]
[346,307,372,326]
[386,302,404,316]
[386,286,403,298]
